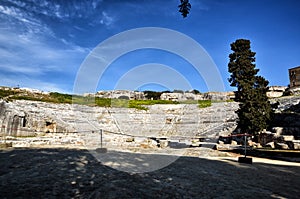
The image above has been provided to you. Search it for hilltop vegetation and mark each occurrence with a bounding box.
[0,87,212,110]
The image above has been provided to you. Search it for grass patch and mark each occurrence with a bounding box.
[198,100,212,108]
[1,87,215,109]
[0,89,20,98]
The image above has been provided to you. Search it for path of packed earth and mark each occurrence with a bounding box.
[1,147,300,199]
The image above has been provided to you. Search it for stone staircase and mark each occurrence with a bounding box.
[0,99,239,147]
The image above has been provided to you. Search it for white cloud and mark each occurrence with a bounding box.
[100,11,114,26]
[0,30,88,93]
[0,3,54,40]
[0,5,18,16]
[0,0,114,92]
[60,38,91,54]
[0,64,45,75]
[0,73,70,93]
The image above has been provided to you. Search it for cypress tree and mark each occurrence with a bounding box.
[178,0,191,18]
[228,39,272,136]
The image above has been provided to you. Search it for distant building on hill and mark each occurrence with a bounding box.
[94,90,145,100]
[160,91,234,101]
[289,66,300,88]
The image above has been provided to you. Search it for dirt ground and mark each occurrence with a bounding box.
[0,147,300,199]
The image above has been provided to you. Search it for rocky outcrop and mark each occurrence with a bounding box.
[270,96,300,140]
[0,100,70,137]
[267,86,287,98]
[0,99,238,148]
[160,92,234,101]
[244,96,300,149]
[160,92,202,101]
[85,90,146,100]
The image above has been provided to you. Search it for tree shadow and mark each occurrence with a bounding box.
[0,147,300,198]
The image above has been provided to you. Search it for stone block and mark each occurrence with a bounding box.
[125,137,135,142]
[247,140,254,146]
[275,143,289,150]
[140,139,158,148]
[191,141,201,147]
[265,142,275,149]
[12,141,30,147]
[0,142,12,148]
[159,140,169,148]
[282,135,294,141]
[218,140,224,145]
[231,140,237,145]
[292,140,300,150]
[273,127,284,136]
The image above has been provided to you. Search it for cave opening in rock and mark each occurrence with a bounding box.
[45,121,53,126]
[22,117,26,127]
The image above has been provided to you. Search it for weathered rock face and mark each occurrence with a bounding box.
[0,100,70,137]
[93,90,146,100]
[160,92,234,101]
[0,99,239,147]
[270,96,300,113]
[202,92,234,101]
[266,86,287,98]
[0,101,33,137]
[249,96,300,149]
[160,93,203,101]
[270,96,300,140]
[2,95,300,150]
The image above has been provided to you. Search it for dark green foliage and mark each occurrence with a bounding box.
[173,89,184,93]
[49,92,72,103]
[161,90,171,93]
[191,89,200,94]
[143,91,162,100]
[228,39,273,135]
[178,0,191,18]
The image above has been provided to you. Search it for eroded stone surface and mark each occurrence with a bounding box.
[1,96,299,150]
[0,100,238,148]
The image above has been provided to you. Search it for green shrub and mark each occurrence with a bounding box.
[198,100,212,108]
[1,87,214,110]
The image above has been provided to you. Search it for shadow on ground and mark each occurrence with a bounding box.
[0,147,299,198]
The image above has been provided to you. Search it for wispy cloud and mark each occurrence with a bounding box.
[0,0,100,92]
[0,72,70,93]
[0,29,89,67]
[100,11,114,27]
[0,0,213,93]
[0,28,89,93]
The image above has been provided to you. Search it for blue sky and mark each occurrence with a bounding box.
[0,0,299,93]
